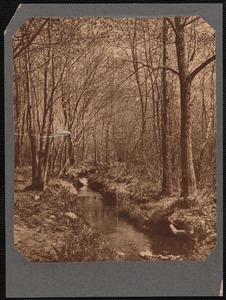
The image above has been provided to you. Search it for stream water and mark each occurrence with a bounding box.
[77,178,154,261]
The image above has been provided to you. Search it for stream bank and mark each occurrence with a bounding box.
[14,166,118,262]
[73,162,216,261]
[14,163,216,262]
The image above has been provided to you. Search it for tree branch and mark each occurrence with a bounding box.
[189,54,216,81]
[131,60,179,76]
[147,63,179,76]
[165,17,178,35]
[169,223,189,236]
[119,58,179,76]
[183,16,201,27]
[13,18,35,54]
[13,18,49,60]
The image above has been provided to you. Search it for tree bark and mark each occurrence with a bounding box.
[25,48,39,187]
[35,20,54,190]
[68,135,75,165]
[196,64,215,183]
[174,17,197,197]
[161,18,171,195]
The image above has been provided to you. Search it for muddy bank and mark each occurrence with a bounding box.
[84,163,216,260]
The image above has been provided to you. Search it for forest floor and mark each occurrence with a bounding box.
[14,163,216,262]
[14,165,119,262]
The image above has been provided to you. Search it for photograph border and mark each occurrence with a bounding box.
[4,3,223,298]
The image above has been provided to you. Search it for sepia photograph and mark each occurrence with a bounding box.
[13,16,216,263]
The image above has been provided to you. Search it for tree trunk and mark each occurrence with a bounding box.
[174,17,197,198]
[35,20,54,190]
[196,64,215,183]
[68,135,75,165]
[25,49,39,187]
[105,120,110,164]
[161,18,171,195]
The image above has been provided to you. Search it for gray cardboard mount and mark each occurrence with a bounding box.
[5,4,223,298]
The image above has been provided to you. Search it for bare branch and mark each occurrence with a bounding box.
[122,59,179,76]
[189,54,216,81]
[13,18,35,54]
[183,16,201,27]
[13,18,49,60]
[165,17,178,35]
[143,62,179,76]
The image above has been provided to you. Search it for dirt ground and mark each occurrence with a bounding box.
[14,166,73,261]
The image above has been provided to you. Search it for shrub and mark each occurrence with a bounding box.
[51,217,117,262]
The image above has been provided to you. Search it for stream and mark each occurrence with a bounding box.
[77,178,154,261]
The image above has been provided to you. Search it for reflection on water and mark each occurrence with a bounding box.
[77,184,153,261]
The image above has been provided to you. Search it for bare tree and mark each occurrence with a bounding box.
[171,16,215,197]
[161,17,171,195]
